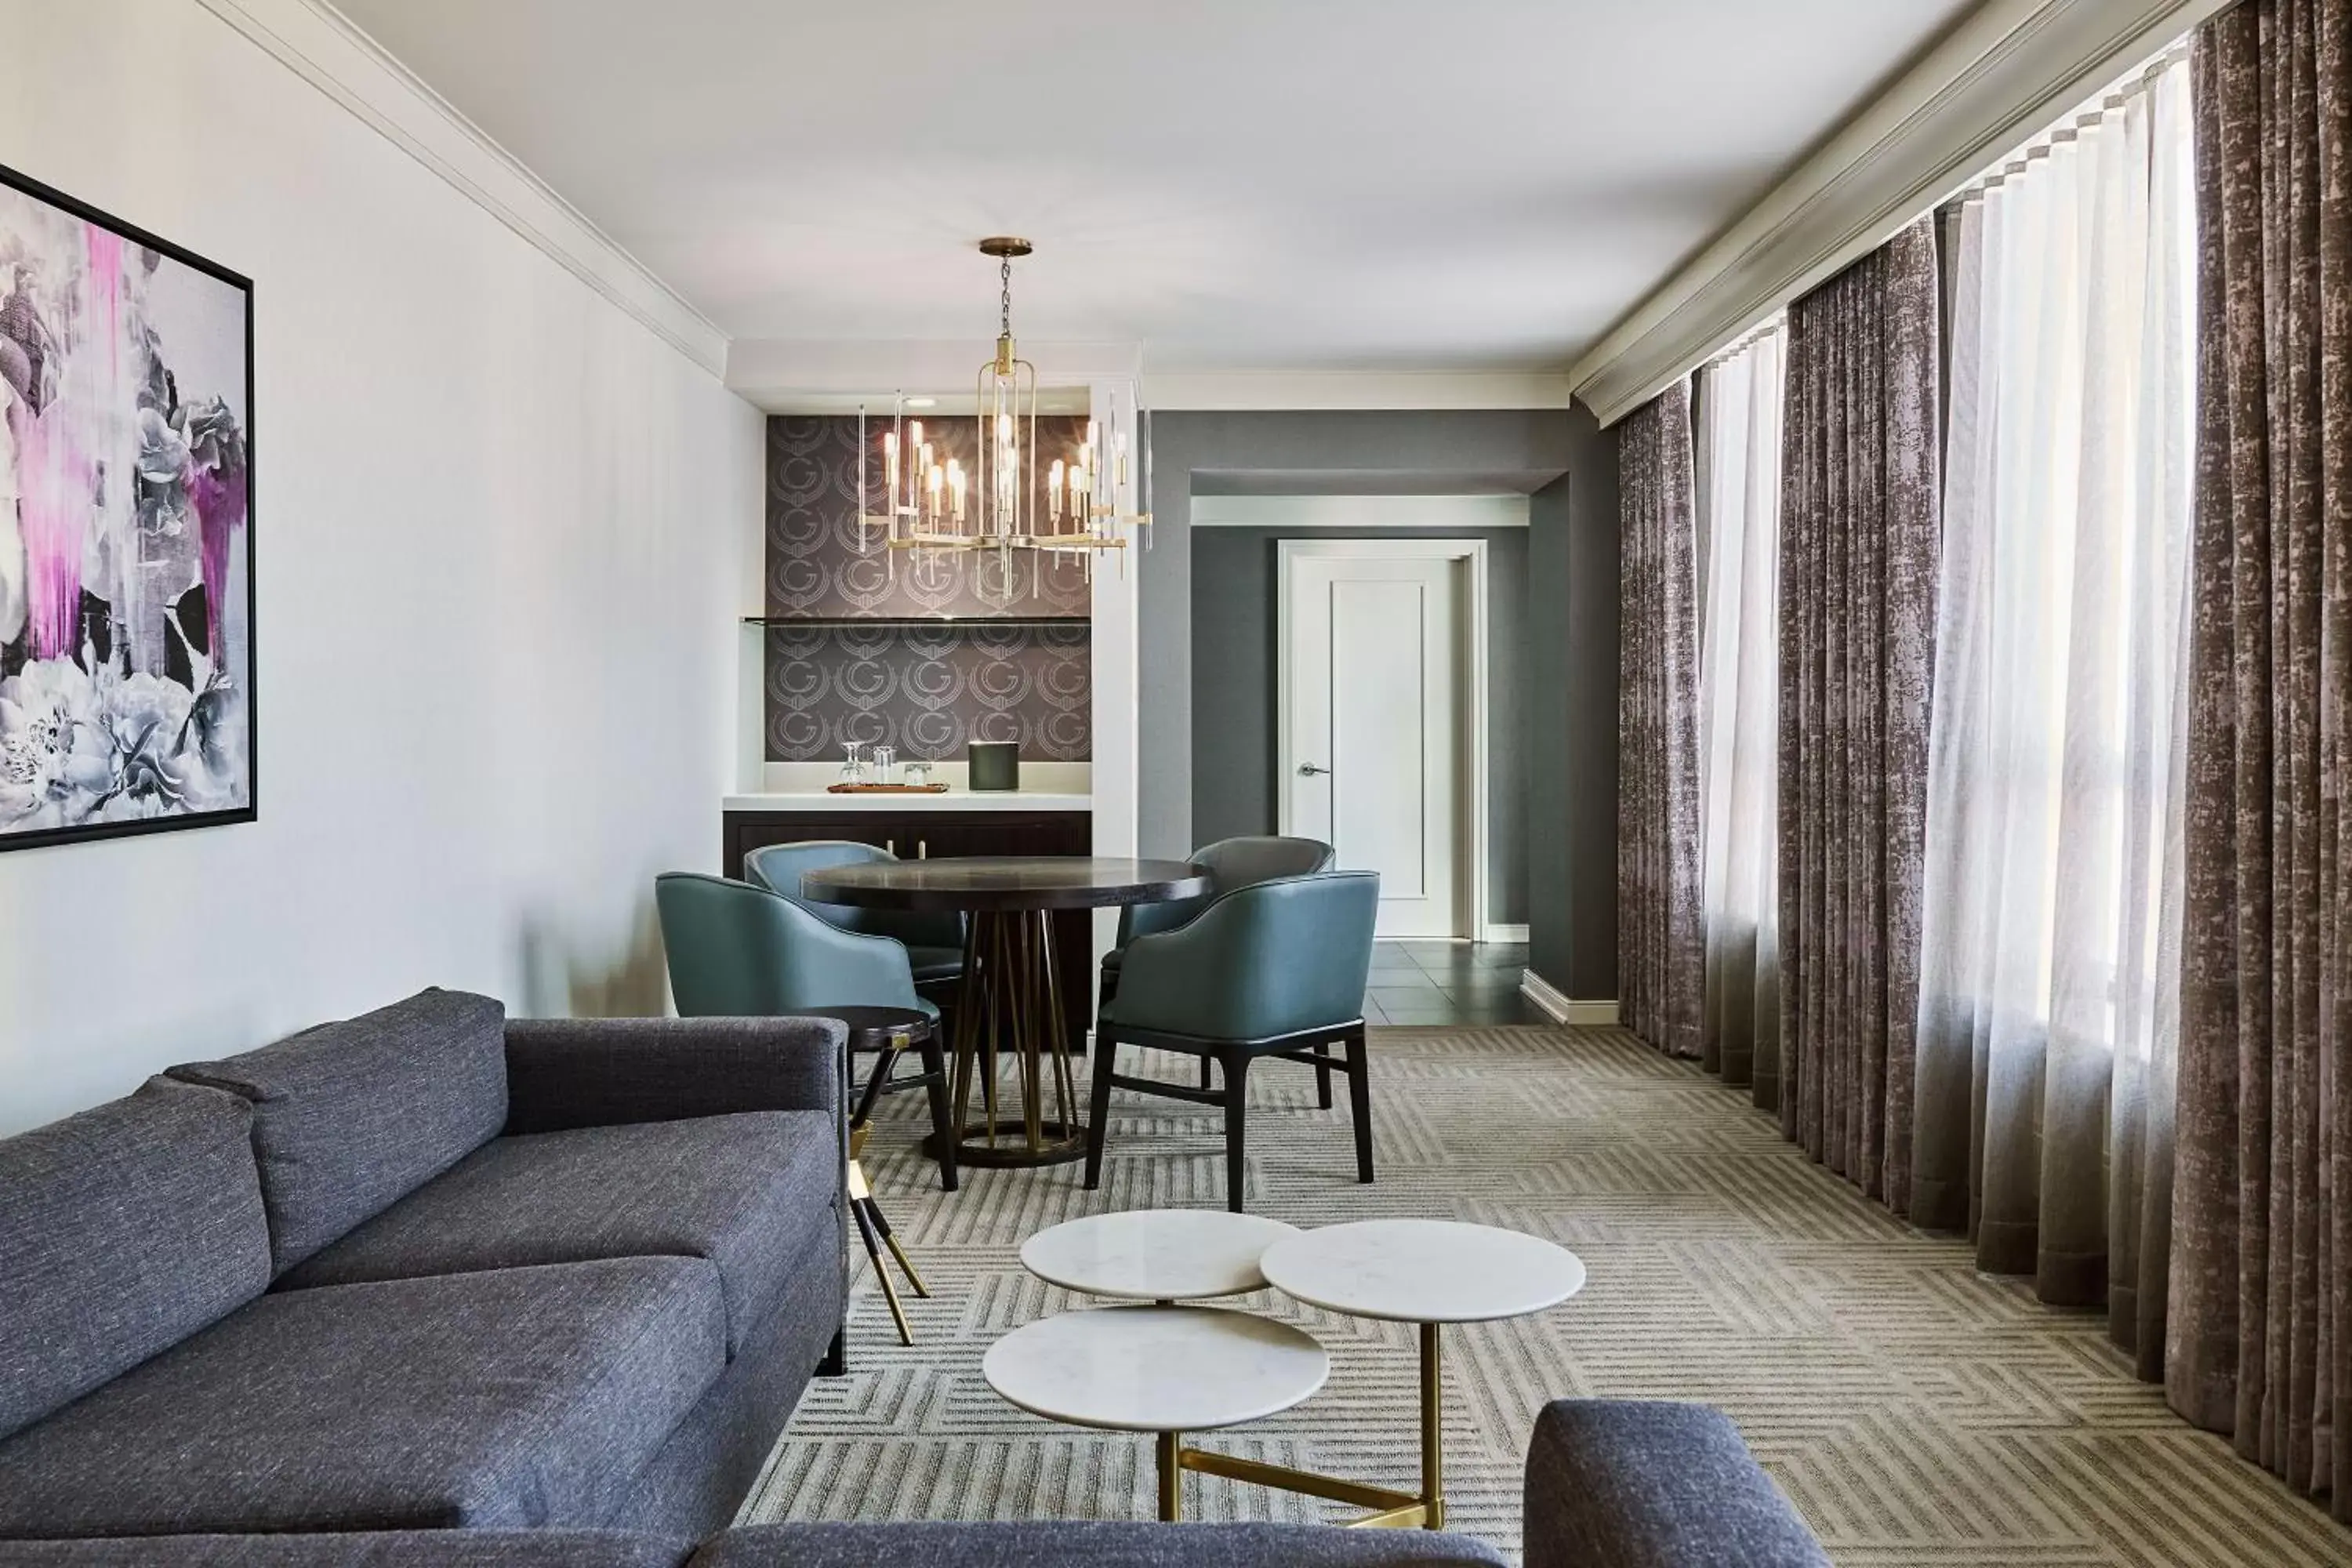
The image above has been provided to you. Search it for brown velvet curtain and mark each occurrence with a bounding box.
[2176,2,2352,1520]
[1774,218,1941,1200]
[1617,379,1704,1058]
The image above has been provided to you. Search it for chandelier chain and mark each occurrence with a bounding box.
[999,256,1014,340]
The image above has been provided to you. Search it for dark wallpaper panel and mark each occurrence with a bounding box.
[766,415,1097,615]
[763,416,1094,762]
[763,624,1091,762]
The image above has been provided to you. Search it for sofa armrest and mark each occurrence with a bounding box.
[503,1015,846,1136]
[1523,1402,1829,1568]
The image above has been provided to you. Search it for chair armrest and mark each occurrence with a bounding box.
[1523,1402,1830,1568]
[1103,872,1377,1040]
[1114,892,1207,949]
[503,1015,848,1135]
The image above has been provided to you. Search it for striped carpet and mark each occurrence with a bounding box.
[739,1025,2352,1566]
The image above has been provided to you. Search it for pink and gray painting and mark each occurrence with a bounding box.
[0,179,250,843]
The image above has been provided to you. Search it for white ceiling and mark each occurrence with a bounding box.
[332,0,1975,378]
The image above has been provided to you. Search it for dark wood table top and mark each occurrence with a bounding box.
[799,855,1210,913]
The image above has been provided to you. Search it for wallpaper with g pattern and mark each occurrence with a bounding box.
[764,416,1094,762]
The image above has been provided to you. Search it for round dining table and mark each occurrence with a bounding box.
[799,856,1209,1170]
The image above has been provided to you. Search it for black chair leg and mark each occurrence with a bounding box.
[1084,1029,1120,1190]
[818,1327,846,1377]
[916,1033,958,1192]
[1222,1049,1251,1213]
[1313,1047,1334,1109]
[1200,1054,1214,1092]
[1344,1028,1374,1185]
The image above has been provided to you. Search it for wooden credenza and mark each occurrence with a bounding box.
[721,807,1094,1044]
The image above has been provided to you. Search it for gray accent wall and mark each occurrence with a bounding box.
[1190,524,1528,925]
[1526,410,1621,1000]
[1141,408,1620,999]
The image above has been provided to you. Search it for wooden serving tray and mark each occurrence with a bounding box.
[826,782,950,794]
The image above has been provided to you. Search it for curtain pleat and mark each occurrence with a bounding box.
[1617,381,1704,1058]
[1774,219,1941,1204]
[2176,0,2352,1521]
[1910,60,2195,1350]
[1698,333,1786,1096]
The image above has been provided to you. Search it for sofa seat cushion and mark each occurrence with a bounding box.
[169,989,510,1273]
[0,1534,692,1568]
[278,1112,835,1356]
[0,1077,272,1443]
[691,1523,1508,1567]
[0,1258,726,1538]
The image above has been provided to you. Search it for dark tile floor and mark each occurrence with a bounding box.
[1363,939,1542,1025]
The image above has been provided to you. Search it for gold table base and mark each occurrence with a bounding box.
[1153,1322,1447,1530]
[946,909,1088,1167]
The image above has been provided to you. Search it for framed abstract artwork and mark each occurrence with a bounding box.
[0,163,255,851]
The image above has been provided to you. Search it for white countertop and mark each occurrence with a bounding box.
[723,789,1091,813]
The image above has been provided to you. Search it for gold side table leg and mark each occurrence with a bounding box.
[1420,1321,1445,1530]
[1157,1431,1182,1522]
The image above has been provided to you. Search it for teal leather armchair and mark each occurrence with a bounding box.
[1105,834,1337,959]
[656,872,936,1020]
[1099,836,1337,1094]
[1084,869,1379,1212]
[742,840,967,986]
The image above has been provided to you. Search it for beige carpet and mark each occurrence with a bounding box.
[741,1025,2352,1566]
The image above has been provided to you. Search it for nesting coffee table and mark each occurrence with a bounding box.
[985,1209,1584,1528]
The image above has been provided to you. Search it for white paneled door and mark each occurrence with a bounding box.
[1279,542,1479,939]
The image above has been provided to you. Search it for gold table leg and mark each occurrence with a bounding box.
[939,909,1087,1167]
[1157,1431,1182,1522]
[1420,1320,1446,1530]
[1156,1322,1447,1529]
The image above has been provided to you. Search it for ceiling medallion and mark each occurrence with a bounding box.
[857,239,1149,599]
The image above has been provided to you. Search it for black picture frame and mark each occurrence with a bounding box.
[0,159,257,854]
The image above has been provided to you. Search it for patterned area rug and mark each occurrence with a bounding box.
[741,1025,2352,1566]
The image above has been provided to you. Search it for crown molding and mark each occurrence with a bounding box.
[1190,494,1532,528]
[1143,370,1574,411]
[725,339,1145,411]
[194,0,729,376]
[1570,0,2230,427]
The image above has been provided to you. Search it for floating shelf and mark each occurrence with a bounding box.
[743,615,1091,630]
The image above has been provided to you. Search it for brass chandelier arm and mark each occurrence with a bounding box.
[852,238,1149,598]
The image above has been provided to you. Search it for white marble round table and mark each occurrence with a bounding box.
[982,1305,1328,1520]
[1259,1218,1587,1323]
[1019,1210,1300,1301]
[1259,1219,1586,1530]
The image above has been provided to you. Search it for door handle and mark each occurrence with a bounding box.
[1298,763,1331,777]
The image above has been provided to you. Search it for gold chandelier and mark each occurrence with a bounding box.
[857,238,1149,590]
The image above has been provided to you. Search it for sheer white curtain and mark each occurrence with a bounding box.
[1911,56,2194,1347]
[1695,331,1787,1099]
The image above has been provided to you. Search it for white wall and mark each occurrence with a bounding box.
[0,1,764,1134]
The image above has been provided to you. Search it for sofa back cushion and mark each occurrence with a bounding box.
[0,1076,273,1441]
[169,989,508,1273]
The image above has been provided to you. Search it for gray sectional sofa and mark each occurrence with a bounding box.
[0,990,850,1542]
[0,988,1831,1566]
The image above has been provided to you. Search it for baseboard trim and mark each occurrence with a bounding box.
[1519,971,1619,1027]
[1482,923,1530,944]
[195,0,728,375]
